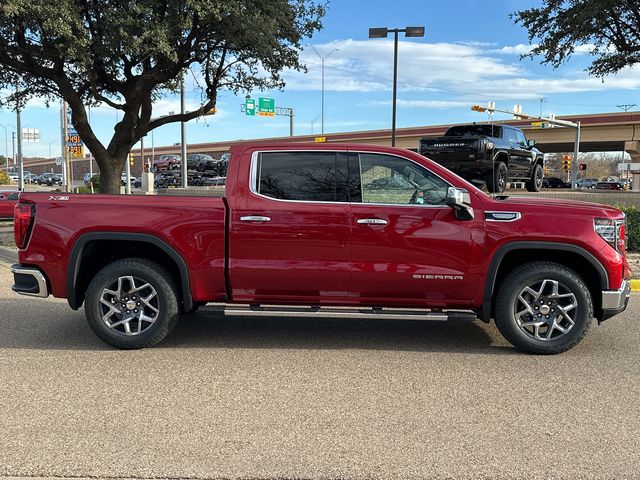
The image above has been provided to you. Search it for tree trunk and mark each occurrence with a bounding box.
[96,154,127,195]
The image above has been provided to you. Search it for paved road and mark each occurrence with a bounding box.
[0,260,639,480]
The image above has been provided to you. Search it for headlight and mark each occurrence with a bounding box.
[594,217,626,252]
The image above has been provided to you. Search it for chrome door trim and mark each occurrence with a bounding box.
[240,216,271,222]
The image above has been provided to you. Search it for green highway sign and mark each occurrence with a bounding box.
[245,98,256,116]
[258,97,275,117]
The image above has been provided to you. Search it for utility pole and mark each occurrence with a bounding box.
[16,104,24,191]
[618,104,636,180]
[180,75,187,188]
[539,97,547,118]
[307,45,338,135]
[62,101,72,191]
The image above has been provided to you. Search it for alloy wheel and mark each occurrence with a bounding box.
[514,279,578,341]
[99,275,160,336]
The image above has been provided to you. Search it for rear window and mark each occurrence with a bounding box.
[445,125,502,137]
[256,151,347,202]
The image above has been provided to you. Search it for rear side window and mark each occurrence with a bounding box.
[8,193,19,200]
[256,152,348,202]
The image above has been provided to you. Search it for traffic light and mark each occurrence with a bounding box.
[129,153,134,166]
[471,105,486,112]
[544,166,550,175]
[562,154,572,171]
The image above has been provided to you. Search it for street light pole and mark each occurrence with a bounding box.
[618,104,636,180]
[307,45,338,135]
[368,26,425,147]
[180,75,187,188]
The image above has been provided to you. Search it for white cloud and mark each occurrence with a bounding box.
[366,99,471,109]
[286,39,521,93]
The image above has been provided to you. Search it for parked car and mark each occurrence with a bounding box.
[8,172,19,182]
[27,173,39,184]
[37,173,62,186]
[11,143,630,354]
[542,177,570,188]
[419,124,544,193]
[595,182,624,190]
[152,155,181,172]
[186,153,217,172]
[0,190,19,219]
[576,178,599,189]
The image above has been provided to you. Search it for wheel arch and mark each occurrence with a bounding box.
[66,232,193,312]
[480,242,608,322]
[493,150,509,166]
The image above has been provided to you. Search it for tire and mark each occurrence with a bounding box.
[494,262,593,354]
[486,161,508,193]
[84,258,180,349]
[526,163,544,192]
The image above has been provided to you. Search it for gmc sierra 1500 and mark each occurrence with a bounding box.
[11,143,630,353]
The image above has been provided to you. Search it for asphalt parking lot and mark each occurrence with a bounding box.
[0,255,639,480]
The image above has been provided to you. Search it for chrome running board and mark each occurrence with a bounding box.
[206,304,477,322]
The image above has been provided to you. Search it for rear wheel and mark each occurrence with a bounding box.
[84,258,180,349]
[526,163,544,192]
[494,262,593,354]
[486,161,508,193]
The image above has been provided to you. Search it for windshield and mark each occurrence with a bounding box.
[445,125,501,138]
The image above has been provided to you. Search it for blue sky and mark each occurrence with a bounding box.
[1,0,639,158]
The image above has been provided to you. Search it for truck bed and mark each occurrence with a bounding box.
[17,192,227,303]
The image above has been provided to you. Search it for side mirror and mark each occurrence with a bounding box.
[527,139,536,147]
[445,187,474,220]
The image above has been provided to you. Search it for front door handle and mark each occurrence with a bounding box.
[356,218,388,225]
[240,216,271,222]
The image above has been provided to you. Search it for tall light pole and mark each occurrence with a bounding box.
[180,75,187,188]
[307,44,338,135]
[618,104,636,180]
[368,26,425,147]
[0,124,14,173]
[539,97,547,118]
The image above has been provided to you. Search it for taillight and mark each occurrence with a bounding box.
[594,217,625,253]
[14,203,35,249]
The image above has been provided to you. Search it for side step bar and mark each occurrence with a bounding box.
[207,304,477,322]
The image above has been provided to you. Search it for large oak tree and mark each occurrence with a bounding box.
[0,0,325,193]
[513,0,640,76]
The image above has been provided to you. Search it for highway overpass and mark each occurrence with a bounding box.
[21,110,640,176]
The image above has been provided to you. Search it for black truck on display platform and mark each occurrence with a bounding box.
[419,124,544,193]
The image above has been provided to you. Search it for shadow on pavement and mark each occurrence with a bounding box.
[0,298,514,354]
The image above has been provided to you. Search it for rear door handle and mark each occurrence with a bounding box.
[240,216,271,222]
[356,218,388,225]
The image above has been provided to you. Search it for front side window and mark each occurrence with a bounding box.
[359,153,449,206]
[515,131,527,146]
[256,151,347,202]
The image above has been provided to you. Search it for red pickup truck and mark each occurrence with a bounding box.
[11,143,631,353]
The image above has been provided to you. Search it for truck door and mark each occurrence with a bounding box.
[229,150,352,303]
[348,151,481,306]
[505,127,530,176]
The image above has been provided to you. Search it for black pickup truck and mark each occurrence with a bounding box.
[419,124,544,193]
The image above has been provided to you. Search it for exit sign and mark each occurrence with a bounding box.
[245,98,256,116]
[258,97,275,117]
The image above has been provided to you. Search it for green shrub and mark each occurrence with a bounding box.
[0,171,9,185]
[619,206,640,252]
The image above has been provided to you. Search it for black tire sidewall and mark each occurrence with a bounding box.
[526,164,544,192]
[495,263,593,354]
[84,259,179,349]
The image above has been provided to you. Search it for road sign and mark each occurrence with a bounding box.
[67,145,84,159]
[55,157,62,166]
[22,128,40,143]
[245,98,256,116]
[314,136,327,142]
[578,163,587,171]
[530,121,546,129]
[258,97,275,117]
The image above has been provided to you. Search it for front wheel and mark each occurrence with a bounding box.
[494,262,593,354]
[486,161,508,193]
[84,258,180,349]
[526,163,544,192]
